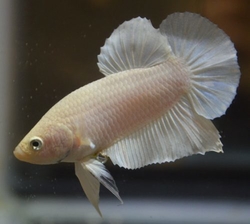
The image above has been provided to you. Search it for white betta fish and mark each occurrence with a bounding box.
[14,12,240,216]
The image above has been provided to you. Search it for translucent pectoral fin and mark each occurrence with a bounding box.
[75,159,123,216]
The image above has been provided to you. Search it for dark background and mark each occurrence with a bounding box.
[7,0,250,214]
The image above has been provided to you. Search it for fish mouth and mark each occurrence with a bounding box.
[13,145,57,165]
[13,146,30,162]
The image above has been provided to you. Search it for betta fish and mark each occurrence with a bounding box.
[14,12,240,216]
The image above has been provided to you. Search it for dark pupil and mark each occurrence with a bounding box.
[32,141,39,147]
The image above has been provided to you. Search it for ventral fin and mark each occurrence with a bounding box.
[84,159,123,204]
[103,96,222,170]
[97,17,172,75]
[75,159,123,216]
[75,161,102,216]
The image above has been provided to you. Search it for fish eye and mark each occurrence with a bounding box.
[30,137,43,151]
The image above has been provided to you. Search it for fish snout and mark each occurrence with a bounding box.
[13,146,29,162]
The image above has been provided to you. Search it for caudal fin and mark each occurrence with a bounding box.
[160,12,240,119]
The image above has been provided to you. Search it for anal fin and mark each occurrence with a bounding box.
[103,96,223,170]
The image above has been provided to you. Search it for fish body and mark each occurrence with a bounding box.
[56,57,190,159]
[14,13,240,216]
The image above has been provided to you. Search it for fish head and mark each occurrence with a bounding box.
[14,120,74,165]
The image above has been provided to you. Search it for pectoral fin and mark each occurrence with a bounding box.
[75,159,123,216]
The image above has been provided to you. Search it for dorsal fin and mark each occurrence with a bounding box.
[97,17,173,75]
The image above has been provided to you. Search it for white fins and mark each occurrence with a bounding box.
[75,159,123,216]
[103,96,222,169]
[98,12,240,170]
[75,161,101,216]
[78,13,240,215]
[159,12,240,119]
[98,17,172,75]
